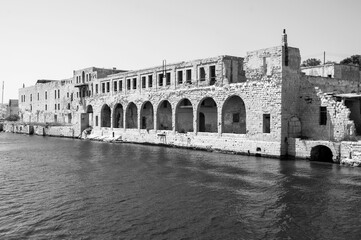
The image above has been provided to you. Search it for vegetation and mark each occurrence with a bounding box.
[340,55,361,67]
[301,58,321,67]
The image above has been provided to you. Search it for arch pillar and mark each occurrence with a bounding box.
[193,105,198,134]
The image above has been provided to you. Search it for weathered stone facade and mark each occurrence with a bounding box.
[16,31,361,162]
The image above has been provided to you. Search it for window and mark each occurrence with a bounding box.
[166,72,171,85]
[30,104,32,111]
[199,67,206,81]
[37,93,39,100]
[119,80,123,91]
[113,81,117,92]
[95,116,99,126]
[263,114,271,133]
[95,84,98,94]
[142,76,146,88]
[320,107,327,125]
[186,69,192,83]
[148,75,153,88]
[77,92,79,98]
[58,89,60,98]
[45,91,47,100]
[67,103,70,109]
[133,78,137,89]
[158,73,164,86]
[106,82,110,92]
[55,104,57,110]
[55,90,57,99]
[102,83,105,93]
[210,65,216,85]
[58,103,60,110]
[45,104,47,111]
[177,70,183,84]
[54,115,57,123]
[233,113,239,123]
[30,94,32,102]
[127,79,131,90]
[67,92,69,98]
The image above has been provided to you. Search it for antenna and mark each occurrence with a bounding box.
[1,81,3,104]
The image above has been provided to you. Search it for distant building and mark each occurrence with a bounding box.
[7,99,19,116]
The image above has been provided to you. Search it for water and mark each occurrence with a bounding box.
[1,133,361,240]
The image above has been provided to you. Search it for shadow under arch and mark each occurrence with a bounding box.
[197,97,217,132]
[175,98,193,133]
[140,101,154,130]
[310,145,333,163]
[157,100,172,130]
[222,95,246,134]
[126,102,138,129]
[113,103,124,128]
[101,104,111,127]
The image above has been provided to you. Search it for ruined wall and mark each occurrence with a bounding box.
[302,64,360,82]
[298,76,358,141]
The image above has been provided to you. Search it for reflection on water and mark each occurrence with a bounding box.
[1,133,361,239]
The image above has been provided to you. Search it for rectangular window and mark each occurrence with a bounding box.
[263,114,271,133]
[177,70,183,84]
[54,115,57,123]
[148,75,153,88]
[71,93,73,101]
[158,73,164,86]
[166,72,171,85]
[55,104,57,110]
[233,113,239,123]
[142,76,146,88]
[133,78,137,89]
[199,67,206,81]
[186,69,192,83]
[58,89,60,98]
[119,80,123,91]
[127,79,131,90]
[45,91,47,100]
[106,82,110,92]
[210,65,216,85]
[113,81,117,92]
[37,93,39,100]
[45,104,47,111]
[102,83,105,93]
[320,107,327,125]
[30,94,32,102]
[95,84,98,94]
[67,92,69,98]
[58,103,60,110]
[95,116,98,126]
[77,92,79,98]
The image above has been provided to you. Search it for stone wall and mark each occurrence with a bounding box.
[298,76,358,141]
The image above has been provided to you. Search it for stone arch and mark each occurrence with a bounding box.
[140,101,154,130]
[288,116,301,138]
[222,95,246,134]
[197,97,217,132]
[126,102,138,129]
[101,104,111,127]
[157,100,172,130]
[310,145,333,163]
[175,98,193,133]
[113,103,124,128]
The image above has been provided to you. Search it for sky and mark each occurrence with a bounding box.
[1,0,360,103]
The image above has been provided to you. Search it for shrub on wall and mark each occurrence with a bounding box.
[5,114,20,121]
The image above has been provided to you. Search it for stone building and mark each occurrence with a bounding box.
[18,31,361,161]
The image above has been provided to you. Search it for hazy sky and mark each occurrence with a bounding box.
[1,0,360,103]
